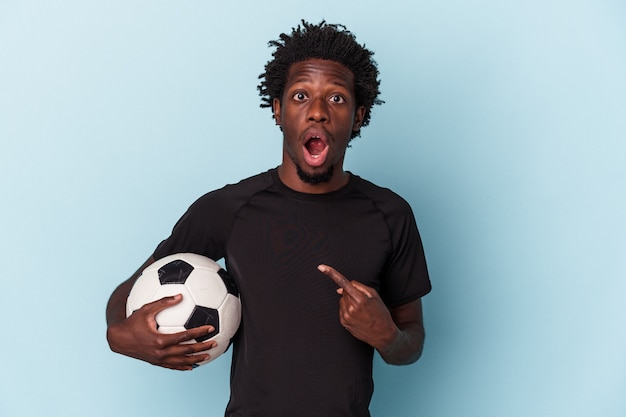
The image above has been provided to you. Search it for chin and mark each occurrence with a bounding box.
[296,163,335,185]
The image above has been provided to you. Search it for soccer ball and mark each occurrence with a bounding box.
[126,253,241,366]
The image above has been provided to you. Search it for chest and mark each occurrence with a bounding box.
[224,195,391,305]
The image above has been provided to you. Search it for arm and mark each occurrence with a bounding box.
[106,256,216,371]
[378,298,425,365]
[106,257,154,325]
[318,264,425,365]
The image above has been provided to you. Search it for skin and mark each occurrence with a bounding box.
[318,264,425,365]
[273,59,365,194]
[106,58,425,370]
[106,257,215,370]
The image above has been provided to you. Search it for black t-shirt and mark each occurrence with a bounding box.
[154,168,431,417]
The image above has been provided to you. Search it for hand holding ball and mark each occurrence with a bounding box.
[126,253,242,366]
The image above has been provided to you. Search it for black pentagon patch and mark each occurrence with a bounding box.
[218,269,239,297]
[186,306,219,342]
[158,260,194,285]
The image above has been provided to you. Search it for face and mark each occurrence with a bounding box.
[273,59,365,193]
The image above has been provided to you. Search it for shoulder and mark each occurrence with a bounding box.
[351,175,415,217]
[192,169,275,207]
[152,169,277,259]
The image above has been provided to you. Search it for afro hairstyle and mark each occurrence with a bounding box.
[258,20,384,140]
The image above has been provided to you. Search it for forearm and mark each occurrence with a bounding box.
[106,256,154,325]
[106,279,134,325]
[377,322,425,365]
[105,277,140,356]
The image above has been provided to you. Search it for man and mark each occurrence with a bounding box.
[106,20,431,417]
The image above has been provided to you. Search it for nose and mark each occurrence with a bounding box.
[307,97,328,123]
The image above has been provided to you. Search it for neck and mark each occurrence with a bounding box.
[277,164,349,194]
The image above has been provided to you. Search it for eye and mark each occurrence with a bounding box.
[293,92,307,101]
[330,95,346,104]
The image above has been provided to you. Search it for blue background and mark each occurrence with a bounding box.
[1,1,625,416]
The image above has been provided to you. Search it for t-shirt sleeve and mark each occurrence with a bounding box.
[380,199,431,307]
[152,171,273,263]
[152,192,230,262]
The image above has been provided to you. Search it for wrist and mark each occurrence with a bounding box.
[378,326,402,356]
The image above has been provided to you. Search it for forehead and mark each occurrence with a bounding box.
[285,59,355,89]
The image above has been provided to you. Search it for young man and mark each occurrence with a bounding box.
[106,21,431,417]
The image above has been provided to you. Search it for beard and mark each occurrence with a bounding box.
[295,163,335,185]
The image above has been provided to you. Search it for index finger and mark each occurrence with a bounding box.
[317,264,361,298]
[139,293,184,315]
[167,325,217,346]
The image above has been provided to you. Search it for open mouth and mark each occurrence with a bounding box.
[301,129,330,167]
[305,136,327,158]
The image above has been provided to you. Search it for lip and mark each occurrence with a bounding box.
[303,127,329,144]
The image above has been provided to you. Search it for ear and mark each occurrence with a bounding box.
[273,98,282,125]
[352,106,366,131]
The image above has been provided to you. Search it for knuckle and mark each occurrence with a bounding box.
[341,310,352,322]
[154,335,168,349]
[151,350,166,363]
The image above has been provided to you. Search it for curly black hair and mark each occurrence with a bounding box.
[258,20,384,140]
